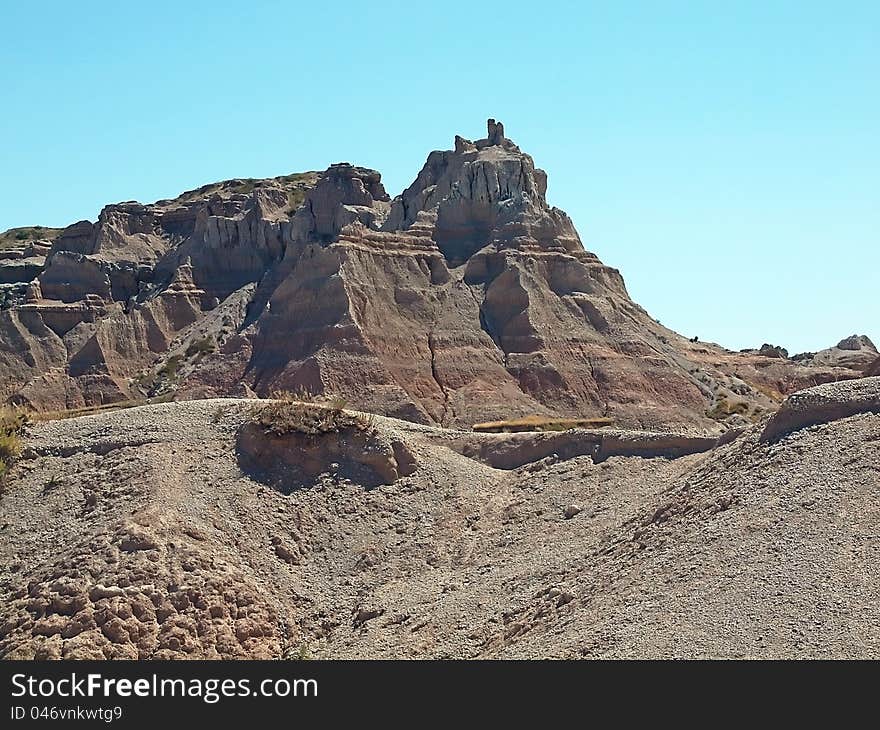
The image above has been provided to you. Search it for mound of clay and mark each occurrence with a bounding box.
[760,376,880,442]
[1,523,282,660]
[236,402,417,489]
[445,428,719,470]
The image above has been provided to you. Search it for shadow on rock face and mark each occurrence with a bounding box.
[235,419,417,493]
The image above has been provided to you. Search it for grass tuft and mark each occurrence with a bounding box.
[0,407,28,483]
[251,400,372,437]
[707,397,750,420]
[472,415,613,433]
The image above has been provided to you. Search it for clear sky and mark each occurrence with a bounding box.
[2,1,877,354]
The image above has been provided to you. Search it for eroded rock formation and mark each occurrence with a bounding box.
[0,121,870,430]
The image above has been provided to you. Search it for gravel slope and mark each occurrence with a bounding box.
[1,392,878,659]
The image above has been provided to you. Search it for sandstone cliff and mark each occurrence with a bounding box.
[0,121,868,430]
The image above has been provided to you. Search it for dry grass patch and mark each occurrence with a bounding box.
[251,400,373,437]
[0,226,64,250]
[748,381,785,403]
[33,393,175,422]
[0,407,28,482]
[270,388,315,403]
[707,397,750,420]
[472,415,613,433]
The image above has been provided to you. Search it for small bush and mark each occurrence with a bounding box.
[159,354,183,380]
[212,403,238,424]
[286,188,307,215]
[750,381,784,403]
[270,387,315,403]
[14,231,29,240]
[0,407,28,482]
[133,371,154,388]
[42,472,63,493]
[232,179,257,195]
[707,397,750,420]
[186,336,216,358]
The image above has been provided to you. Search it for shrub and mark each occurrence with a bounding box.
[185,336,216,358]
[212,403,235,424]
[286,188,307,215]
[159,354,183,380]
[327,395,347,412]
[133,371,155,390]
[232,179,257,195]
[707,397,750,420]
[0,407,28,482]
[750,381,784,403]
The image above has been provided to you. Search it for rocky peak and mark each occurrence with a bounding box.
[319,164,390,206]
[382,119,579,265]
[3,118,873,431]
[475,118,520,152]
[787,334,879,371]
[487,118,505,145]
[837,334,876,352]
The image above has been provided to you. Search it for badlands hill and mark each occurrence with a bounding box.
[1,377,878,659]
[1,119,878,660]
[0,119,874,432]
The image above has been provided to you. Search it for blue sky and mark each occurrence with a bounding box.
[2,1,877,353]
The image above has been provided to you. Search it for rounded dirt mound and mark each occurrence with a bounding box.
[236,402,417,490]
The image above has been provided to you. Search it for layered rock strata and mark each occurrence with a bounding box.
[0,122,869,430]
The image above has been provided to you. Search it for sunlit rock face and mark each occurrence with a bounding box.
[0,120,861,429]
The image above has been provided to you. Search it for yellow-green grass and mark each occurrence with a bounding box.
[32,393,175,422]
[472,415,613,433]
[0,407,27,480]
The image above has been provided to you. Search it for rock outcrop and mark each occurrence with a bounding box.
[789,334,878,371]
[0,175,316,410]
[0,121,872,430]
[760,376,880,442]
[444,428,719,470]
[236,403,417,488]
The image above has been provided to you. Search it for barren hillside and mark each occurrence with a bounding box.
[1,378,877,659]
